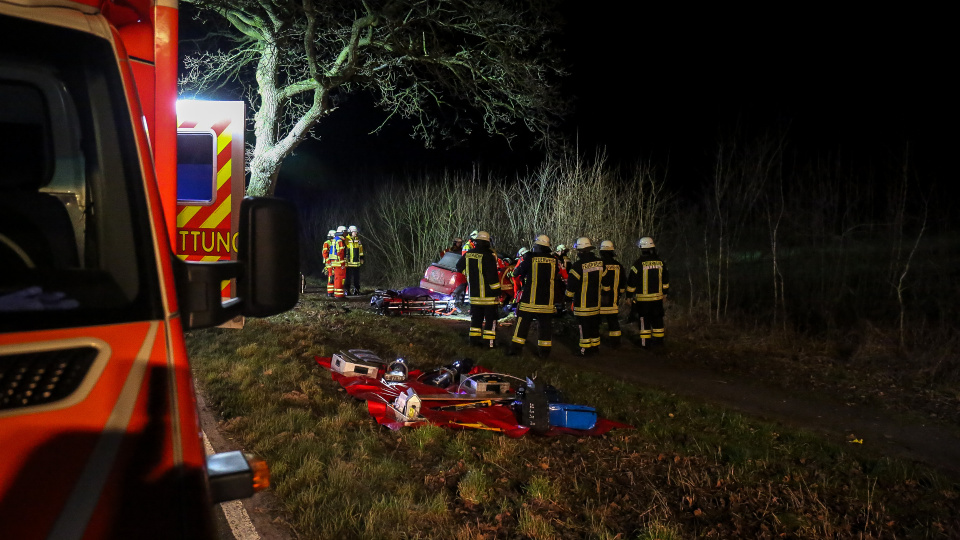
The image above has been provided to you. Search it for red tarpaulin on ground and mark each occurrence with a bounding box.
[316,357,632,437]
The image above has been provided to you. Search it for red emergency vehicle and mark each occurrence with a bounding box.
[0,0,299,537]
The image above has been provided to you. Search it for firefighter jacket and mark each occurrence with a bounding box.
[626,252,670,301]
[599,253,626,315]
[456,243,501,306]
[565,250,606,316]
[346,235,364,267]
[514,246,563,314]
[328,236,346,267]
[321,238,333,269]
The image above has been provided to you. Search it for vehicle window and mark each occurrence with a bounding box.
[177,129,217,205]
[0,14,162,330]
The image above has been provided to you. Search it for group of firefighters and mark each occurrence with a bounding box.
[454,231,669,358]
[321,225,365,298]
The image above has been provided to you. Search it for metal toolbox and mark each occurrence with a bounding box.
[331,349,385,377]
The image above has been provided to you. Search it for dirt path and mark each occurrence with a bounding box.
[438,316,960,477]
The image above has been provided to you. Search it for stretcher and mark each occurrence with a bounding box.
[370,287,460,316]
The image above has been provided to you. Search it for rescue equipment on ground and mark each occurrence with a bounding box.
[515,377,550,434]
[458,373,512,396]
[371,287,459,316]
[314,355,632,437]
[422,358,474,389]
[331,349,385,377]
[383,357,410,382]
[390,388,423,421]
[548,404,598,430]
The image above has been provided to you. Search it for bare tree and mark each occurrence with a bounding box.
[180,0,568,196]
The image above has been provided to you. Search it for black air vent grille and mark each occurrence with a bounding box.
[0,347,98,411]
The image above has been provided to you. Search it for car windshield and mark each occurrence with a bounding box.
[0,14,161,331]
[436,251,462,270]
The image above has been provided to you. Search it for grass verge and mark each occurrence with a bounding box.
[187,296,960,539]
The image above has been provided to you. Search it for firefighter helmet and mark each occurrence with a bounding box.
[573,237,592,250]
[555,244,566,253]
[336,226,347,234]
[517,247,529,258]
[475,231,491,241]
[469,230,479,239]
[348,225,358,233]
[327,229,335,237]
[638,236,656,249]
[534,234,551,247]
[600,240,615,251]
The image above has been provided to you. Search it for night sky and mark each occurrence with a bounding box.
[188,4,951,191]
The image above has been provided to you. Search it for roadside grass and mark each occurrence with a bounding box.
[187,295,960,538]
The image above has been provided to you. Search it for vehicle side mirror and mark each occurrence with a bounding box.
[174,197,299,329]
[236,196,300,317]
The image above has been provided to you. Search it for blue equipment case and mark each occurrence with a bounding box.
[548,403,597,430]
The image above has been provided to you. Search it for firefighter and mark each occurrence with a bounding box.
[345,225,364,295]
[565,237,606,356]
[625,236,670,348]
[441,237,463,259]
[456,231,501,347]
[509,235,563,358]
[599,240,626,348]
[329,226,348,298]
[461,230,479,255]
[554,243,571,281]
[497,247,528,327]
[322,229,336,297]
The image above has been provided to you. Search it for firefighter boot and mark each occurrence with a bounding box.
[608,336,622,349]
[537,346,551,359]
[506,343,522,356]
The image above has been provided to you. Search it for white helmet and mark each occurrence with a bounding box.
[600,240,615,251]
[336,225,347,234]
[469,230,479,239]
[555,244,566,253]
[327,229,336,237]
[516,247,530,258]
[474,230,491,241]
[348,225,358,233]
[573,237,592,250]
[638,236,656,249]
[533,234,551,247]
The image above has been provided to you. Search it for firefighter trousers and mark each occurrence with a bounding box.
[510,310,553,355]
[469,304,499,347]
[632,300,665,346]
[576,314,601,353]
[345,267,361,294]
[600,312,622,346]
[332,265,346,298]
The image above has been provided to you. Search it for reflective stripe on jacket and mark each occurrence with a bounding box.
[346,236,364,267]
[600,255,626,315]
[626,254,669,301]
[456,247,501,305]
[565,251,606,316]
[515,247,562,314]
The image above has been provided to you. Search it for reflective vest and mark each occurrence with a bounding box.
[328,236,346,267]
[346,235,364,267]
[322,238,333,268]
